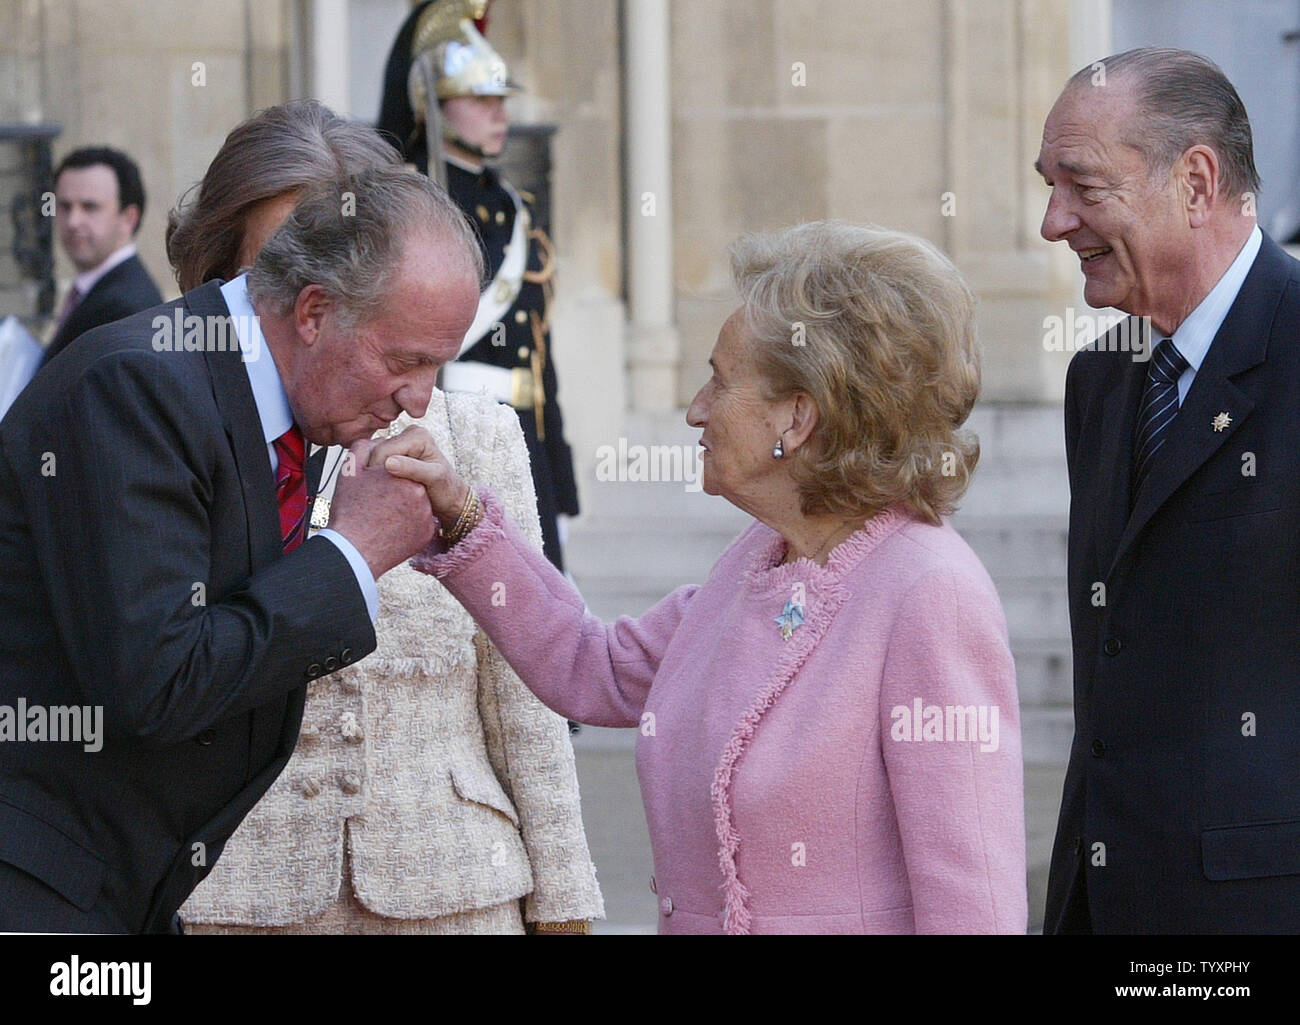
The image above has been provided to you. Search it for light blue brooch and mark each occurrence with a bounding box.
[774,600,805,640]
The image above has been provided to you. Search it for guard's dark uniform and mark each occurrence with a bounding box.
[433,156,579,570]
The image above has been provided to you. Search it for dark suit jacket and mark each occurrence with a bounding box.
[42,252,163,366]
[0,280,376,933]
[1045,232,1300,933]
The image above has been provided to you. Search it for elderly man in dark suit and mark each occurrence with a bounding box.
[43,146,163,365]
[0,165,481,933]
[1037,47,1300,933]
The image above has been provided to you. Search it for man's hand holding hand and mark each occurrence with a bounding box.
[368,426,470,530]
[328,433,437,579]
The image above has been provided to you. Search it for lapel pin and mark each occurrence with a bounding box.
[1211,412,1232,432]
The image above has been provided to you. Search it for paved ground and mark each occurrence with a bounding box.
[571,725,1068,934]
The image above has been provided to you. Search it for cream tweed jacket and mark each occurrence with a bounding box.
[180,391,603,926]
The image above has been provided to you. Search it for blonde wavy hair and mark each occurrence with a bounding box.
[731,221,981,525]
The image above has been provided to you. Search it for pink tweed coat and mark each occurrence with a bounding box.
[416,491,1027,934]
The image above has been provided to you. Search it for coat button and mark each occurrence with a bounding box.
[324,656,339,672]
[338,674,361,695]
[339,713,363,744]
[517,346,529,360]
[1091,739,1106,757]
[515,310,528,324]
[297,777,322,798]
[339,771,363,795]
[305,662,322,679]
[659,896,674,917]
[340,647,354,665]
[196,730,215,746]
[649,875,657,894]
[1103,637,1122,656]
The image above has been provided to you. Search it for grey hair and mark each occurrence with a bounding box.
[247,165,484,327]
[1068,47,1261,201]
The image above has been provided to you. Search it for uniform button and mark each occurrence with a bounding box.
[514,310,528,324]
[1091,738,1106,758]
[339,771,363,795]
[196,730,215,746]
[297,777,322,798]
[306,662,322,679]
[517,346,529,360]
[476,204,489,222]
[495,210,506,224]
[649,875,657,894]
[659,896,673,917]
[1103,637,1122,656]
[324,656,339,671]
[340,647,354,665]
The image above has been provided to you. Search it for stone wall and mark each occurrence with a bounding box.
[1,0,293,305]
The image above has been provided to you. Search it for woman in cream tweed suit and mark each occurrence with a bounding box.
[172,101,602,934]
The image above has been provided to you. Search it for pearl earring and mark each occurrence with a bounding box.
[773,438,785,459]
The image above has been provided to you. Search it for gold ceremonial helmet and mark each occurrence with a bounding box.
[407,0,520,117]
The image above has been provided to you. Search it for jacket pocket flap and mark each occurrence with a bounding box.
[1203,819,1300,881]
[1186,484,1281,522]
[448,762,520,827]
[0,797,107,911]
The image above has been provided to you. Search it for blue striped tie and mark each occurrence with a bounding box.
[1132,338,1189,499]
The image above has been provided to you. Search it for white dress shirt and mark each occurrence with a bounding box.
[1167,224,1262,404]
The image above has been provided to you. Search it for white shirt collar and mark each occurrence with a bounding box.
[444,152,486,174]
[1168,224,1262,369]
[71,242,137,297]
[220,274,292,446]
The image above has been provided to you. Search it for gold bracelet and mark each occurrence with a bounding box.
[439,487,474,542]
[532,920,591,935]
[440,488,482,546]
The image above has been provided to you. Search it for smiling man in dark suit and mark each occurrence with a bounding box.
[0,165,482,933]
[1036,47,1300,933]
[43,146,163,366]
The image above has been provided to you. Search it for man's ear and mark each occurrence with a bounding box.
[293,284,332,347]
[1181,144,1219,228]
[785,391,820,453]
[122,204,141,237]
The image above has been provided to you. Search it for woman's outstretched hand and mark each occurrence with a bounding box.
[368,426,470,531]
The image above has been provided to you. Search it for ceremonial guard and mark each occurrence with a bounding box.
[378,0,580,571]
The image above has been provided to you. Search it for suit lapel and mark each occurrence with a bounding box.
[187,280,282,572]
[1106,235,1285,578]
[1091,322,1148,576]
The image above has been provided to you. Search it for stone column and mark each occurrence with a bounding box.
[311,0,350,116]
[622,0,681,412]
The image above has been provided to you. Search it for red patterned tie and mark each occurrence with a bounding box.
[273,426,308,552]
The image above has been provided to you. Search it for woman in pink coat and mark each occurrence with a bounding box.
[379,221,1027,934]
